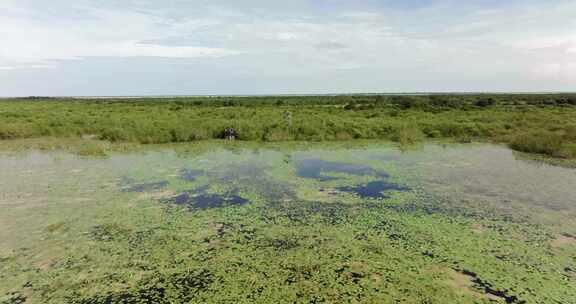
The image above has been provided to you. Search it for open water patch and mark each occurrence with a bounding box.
[336,181,410,199]
[179,169,204,182]
[212,163,295,201]
[121,179,169,193]
[295,159,389,181]
[163,186,250,210]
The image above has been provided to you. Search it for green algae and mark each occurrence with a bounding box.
[1,141,575,303]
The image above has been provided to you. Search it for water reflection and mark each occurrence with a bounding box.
[336,181,410,199]
[295,159,388,181]
[163,186,250,210]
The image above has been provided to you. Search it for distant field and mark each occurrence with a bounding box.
[0,94,575,158]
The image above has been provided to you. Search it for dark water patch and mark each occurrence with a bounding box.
[337,181,409,199]
[208,163,295,201]
[215,163,266,183]
[456,269,525,303]
[295,159,388,181]
[170,193,193,205]
[179,169,204,182]
[163,188,250,210]
[259,182,295,201]
[122,180,169,193]
[195,193,248,209]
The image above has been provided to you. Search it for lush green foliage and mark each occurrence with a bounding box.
[1,94,576,158]
[509,131,576,158]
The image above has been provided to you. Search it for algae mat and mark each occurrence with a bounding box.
[0,142,575,303]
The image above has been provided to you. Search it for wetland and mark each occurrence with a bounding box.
[1,140,575,303]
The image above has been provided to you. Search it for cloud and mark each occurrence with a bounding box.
[0,2,238,69]
[0,0,575,94]
[314,42,349,50]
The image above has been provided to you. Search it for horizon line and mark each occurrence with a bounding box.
[1,91,576,99]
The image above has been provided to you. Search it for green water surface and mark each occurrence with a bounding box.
[0,142,575,303]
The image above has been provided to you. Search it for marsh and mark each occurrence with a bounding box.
[1,140,575,303]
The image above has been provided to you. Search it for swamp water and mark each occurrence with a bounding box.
[0,142,575,303]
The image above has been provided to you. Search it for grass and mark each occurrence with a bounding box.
[0,94,576,158]
[508,130,576,159]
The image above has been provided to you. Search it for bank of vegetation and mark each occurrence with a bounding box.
[0,94,575,158]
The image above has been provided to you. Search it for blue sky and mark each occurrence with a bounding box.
[0,0,575,96]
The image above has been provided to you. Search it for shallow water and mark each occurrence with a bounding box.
[295,158,389,181]
[1,142,575,303]
[336,180,410,199]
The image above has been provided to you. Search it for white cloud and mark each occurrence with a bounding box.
[0,2,238,69]
[533,62,576,83]
[0,0,575,93]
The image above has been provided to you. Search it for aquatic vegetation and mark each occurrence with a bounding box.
[72,269,215,304]
[1,141,576,303]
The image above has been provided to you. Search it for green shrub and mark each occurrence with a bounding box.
[99,128,131,142]
[392,125,424,145]
[0,96,575,158]
[76,142,108,157]
[508,131,565,157]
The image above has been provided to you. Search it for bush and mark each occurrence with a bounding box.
[508,131,565,157]
[391,125,424,146]
[99,128,131,142]
[475,98,496,107]
[76,142,108,157]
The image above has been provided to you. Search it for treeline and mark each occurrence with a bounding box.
[6,93,576,108]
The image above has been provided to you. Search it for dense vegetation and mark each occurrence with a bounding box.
[1,94,575,158]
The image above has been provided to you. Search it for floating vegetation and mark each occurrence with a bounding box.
[88,223,131,242]
[2,142,576,303]
[44,222,68,233]
[0,292,26,304]
[74,269,215,304]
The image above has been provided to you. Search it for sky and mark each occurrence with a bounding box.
[0,0,575,96]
